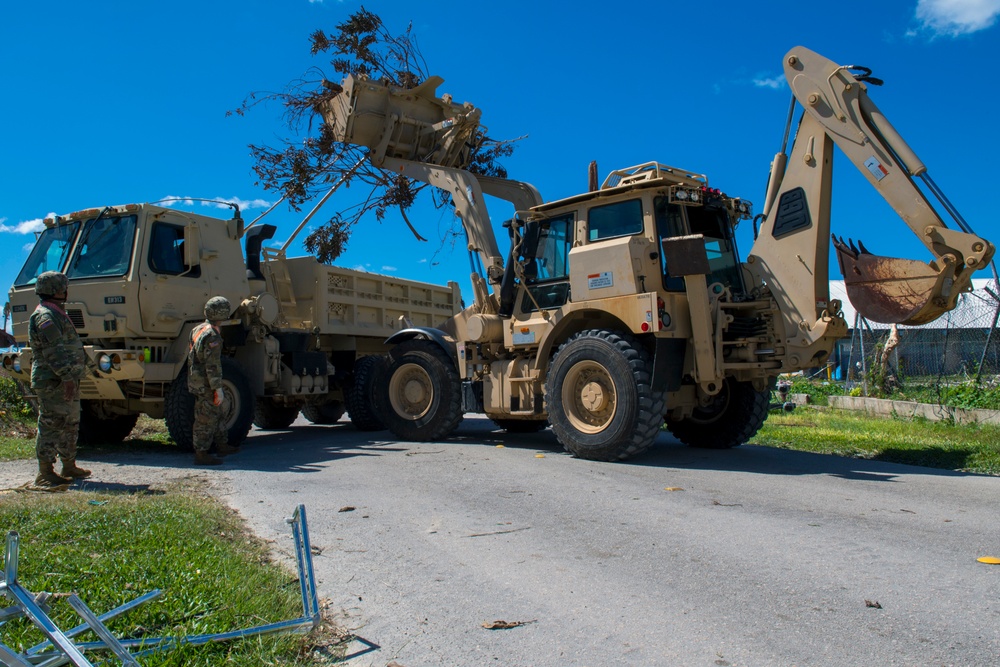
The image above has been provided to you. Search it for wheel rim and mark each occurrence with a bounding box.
[389,362,433,421]
[561,359,616,434]
[689,383,731,424]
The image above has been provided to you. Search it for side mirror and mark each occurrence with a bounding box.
[183,224,201,268]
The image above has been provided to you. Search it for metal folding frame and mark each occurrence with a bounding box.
[0,504,321,666]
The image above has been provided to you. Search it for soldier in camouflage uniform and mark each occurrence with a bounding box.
[188,296,239,465]
[28,271,93,486]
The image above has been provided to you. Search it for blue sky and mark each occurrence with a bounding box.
[2,0,998,328]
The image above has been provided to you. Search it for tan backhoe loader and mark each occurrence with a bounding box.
[311,45,993,461]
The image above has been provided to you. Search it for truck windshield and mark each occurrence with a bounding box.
[66,214,137,279]
[13,222,81,287]
[655,197,744,293]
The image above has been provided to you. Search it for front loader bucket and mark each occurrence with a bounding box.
[833,235,961,326]
[315,74,482,169]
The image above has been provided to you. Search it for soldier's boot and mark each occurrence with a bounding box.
[35,460,72,487]
[194,450,223,466]
[215,443,240,457]
[60,459,92,479]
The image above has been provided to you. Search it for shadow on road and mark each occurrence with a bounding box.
[79,415,982,480]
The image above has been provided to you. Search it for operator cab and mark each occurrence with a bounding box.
[501,163,751,317]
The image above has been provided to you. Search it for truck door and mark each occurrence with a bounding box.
[138,213,210,335]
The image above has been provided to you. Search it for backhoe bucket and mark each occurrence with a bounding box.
[833,235,959,326]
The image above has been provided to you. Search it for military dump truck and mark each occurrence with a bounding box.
[312,45,994,461]
[2,203,461,449]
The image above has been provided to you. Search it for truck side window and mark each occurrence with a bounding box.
[521,214,572,312]
[149,222,198,276]
[587,199,643,242]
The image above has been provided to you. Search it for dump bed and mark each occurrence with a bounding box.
[281,258,462,337]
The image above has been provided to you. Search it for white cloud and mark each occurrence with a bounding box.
[353,264,369,273]
[916,0,1000,36]
[157,196,271,210]
[381,265,397,272]
[208,196,271,210]
[753,76,785,90]
[22,243,34,252]
[158,196,196,207]
[0,218,46,234]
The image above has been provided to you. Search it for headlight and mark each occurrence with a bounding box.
[97,353,113,373]
[12,358,21,373]
[689,191,700,203]
[675,189,689,201]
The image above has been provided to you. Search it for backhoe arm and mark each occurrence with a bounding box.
[751,46,994,326]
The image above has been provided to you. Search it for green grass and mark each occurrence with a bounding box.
[0,415,175,462]
[787,376,1000,410]
[756,407,1000,475]
[0,488,344,665]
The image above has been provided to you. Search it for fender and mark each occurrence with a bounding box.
[385,327,457,360]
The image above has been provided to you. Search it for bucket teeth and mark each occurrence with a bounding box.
[831,234,859,259]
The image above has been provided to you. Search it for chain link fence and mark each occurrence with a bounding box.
[834,280,1000,396]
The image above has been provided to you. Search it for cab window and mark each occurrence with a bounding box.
[588,199,643,242]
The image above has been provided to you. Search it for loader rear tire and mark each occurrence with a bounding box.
[345,355,387,431]
[165,357,255,451]
[380,339,462,441]
[665,378,770,449]
[545,329,664,462]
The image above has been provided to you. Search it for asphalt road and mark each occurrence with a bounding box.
[213,415,999,667]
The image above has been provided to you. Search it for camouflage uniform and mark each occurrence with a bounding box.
[27,272,88,472]
[188,297,232,459]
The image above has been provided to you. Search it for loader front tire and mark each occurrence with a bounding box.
[380,339,462,441]
[545,329,664,462]
[665,378,770,449]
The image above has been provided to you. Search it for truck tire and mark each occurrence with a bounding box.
[253,399,300,430]
[491,418,548,433]
[380,339,462,441]
[345,355,387,431]
[301,401,346,425]
[165,357,255,451]
[665,378,770,449]
[77,400,139,446]
[545,329,665,462]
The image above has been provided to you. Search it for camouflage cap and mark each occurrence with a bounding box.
[35,271,68,297]
[204,296,232,321]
